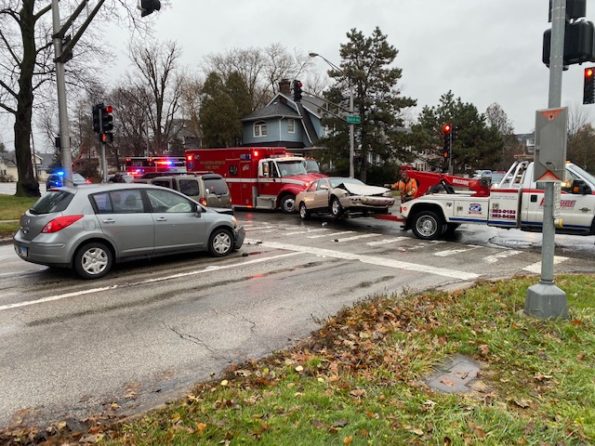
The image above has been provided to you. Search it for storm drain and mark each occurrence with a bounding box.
[425,354,482,393]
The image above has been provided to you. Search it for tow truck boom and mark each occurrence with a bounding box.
[405,169,491,199]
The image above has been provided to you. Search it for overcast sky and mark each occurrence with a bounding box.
[2,0,594,150]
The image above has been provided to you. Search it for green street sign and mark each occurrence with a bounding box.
[346,115,361,125]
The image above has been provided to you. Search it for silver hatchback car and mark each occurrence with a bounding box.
[13,183,245,279]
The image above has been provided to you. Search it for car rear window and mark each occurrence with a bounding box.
[179,179,199,196]
[29,191,74,215]
[204,178,228,195]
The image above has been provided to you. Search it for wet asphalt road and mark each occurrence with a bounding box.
[1,209,594,429]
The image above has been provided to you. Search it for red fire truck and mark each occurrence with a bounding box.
[185,147,324,213]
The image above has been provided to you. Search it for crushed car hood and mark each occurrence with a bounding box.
[339,183,389,196]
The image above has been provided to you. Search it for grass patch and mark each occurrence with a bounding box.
[2,276,594,445]
[0,195,36,237]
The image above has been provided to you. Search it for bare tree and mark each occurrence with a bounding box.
[0,0,153,196]
[205,44,313,112]
[128,39,183,154]
[567,103,591,137]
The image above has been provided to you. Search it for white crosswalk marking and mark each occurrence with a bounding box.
[434,246,481,257]
[484,250,521,264]
[366,237,408,247]
[335,233,382,243]
[523,256,569,273]
[245,239,480,280]
[308,231,354,239]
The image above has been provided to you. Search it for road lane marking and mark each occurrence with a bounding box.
[434,246,481,257]
[246,240,480,280]
[523,256,569,273]
[366,237,408,247]
[307,231,354,239]
[0,252,304,312]
[484,250,521,264]
[335,234,381,243]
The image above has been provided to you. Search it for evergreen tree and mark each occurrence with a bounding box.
[412,91,504,173]
[321,27,416,182]
[200,72,251,147]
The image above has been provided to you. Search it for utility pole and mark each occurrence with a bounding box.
[349,89,355,178]
[52,0,73,187]
[525,0,568,319]
[309,52,356,178]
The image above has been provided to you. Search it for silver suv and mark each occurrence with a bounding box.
[13,183,245,279]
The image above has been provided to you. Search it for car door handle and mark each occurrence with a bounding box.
[579,207,590,212]
[156,216,167,221]
[102,218,115,224]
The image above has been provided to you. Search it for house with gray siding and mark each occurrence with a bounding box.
[241,79,325,155]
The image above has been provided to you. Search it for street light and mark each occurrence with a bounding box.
[309,52,355,178]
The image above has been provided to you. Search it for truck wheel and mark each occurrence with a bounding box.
[74,242,113,279]
[330,196,343,218]
[209,228,233,257]
[280,195,296,213]
[411,210,445,240]
[299,202,310,220]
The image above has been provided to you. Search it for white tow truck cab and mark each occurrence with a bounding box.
[400,160,595,240]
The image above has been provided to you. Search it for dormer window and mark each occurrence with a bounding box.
[254,121,267,137]
[287,119,295,133]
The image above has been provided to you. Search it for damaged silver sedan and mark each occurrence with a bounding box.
[296,177,395,220]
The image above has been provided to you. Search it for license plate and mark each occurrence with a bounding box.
[16,245,28,257]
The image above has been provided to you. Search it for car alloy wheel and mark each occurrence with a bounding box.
[209,228,233,256]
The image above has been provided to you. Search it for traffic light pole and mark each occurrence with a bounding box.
[525,0,568,319]
[448,131,453,175]
[52,0,73,187]
[100,140,108,183]
[349,89,355,178]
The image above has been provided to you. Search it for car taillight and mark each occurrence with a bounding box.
[199,197,207,206]
[41,215,83,233]
[85,179,92,184]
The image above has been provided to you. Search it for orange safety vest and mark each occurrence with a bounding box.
[397,178,418,201]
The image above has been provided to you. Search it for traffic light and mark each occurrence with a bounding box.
[584,67,595,104]
[101,104,114,133]
[293,80,303,102]
[441,123,451,159]
[139,0,161,17]
[92,104,101,133]
[99,132,114,144]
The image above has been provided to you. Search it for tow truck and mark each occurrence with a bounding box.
[398,160,595,239]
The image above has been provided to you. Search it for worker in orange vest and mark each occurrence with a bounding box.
[392,165,418,202]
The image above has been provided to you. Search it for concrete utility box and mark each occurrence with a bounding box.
[534,107,568,182]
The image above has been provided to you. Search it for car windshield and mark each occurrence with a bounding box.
[329,177,365,188]
[569,163,595,186]
[30,191,74,215]
[276,160,307,176]
[304,160,320,173]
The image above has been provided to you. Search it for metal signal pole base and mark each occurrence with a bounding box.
[525,283,568,319]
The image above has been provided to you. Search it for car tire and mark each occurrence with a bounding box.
[299,202,310,220]
[209,228,233,257]
[330,196,343,219]
[74,242,113,279]
[279,194,296,214]
[411,210,445,240]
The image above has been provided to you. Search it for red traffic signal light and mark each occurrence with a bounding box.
[442,123,451,134]
[584,67,595,104]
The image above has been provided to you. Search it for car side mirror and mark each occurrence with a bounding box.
[193,203,202,217]
[571,179,592,195]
